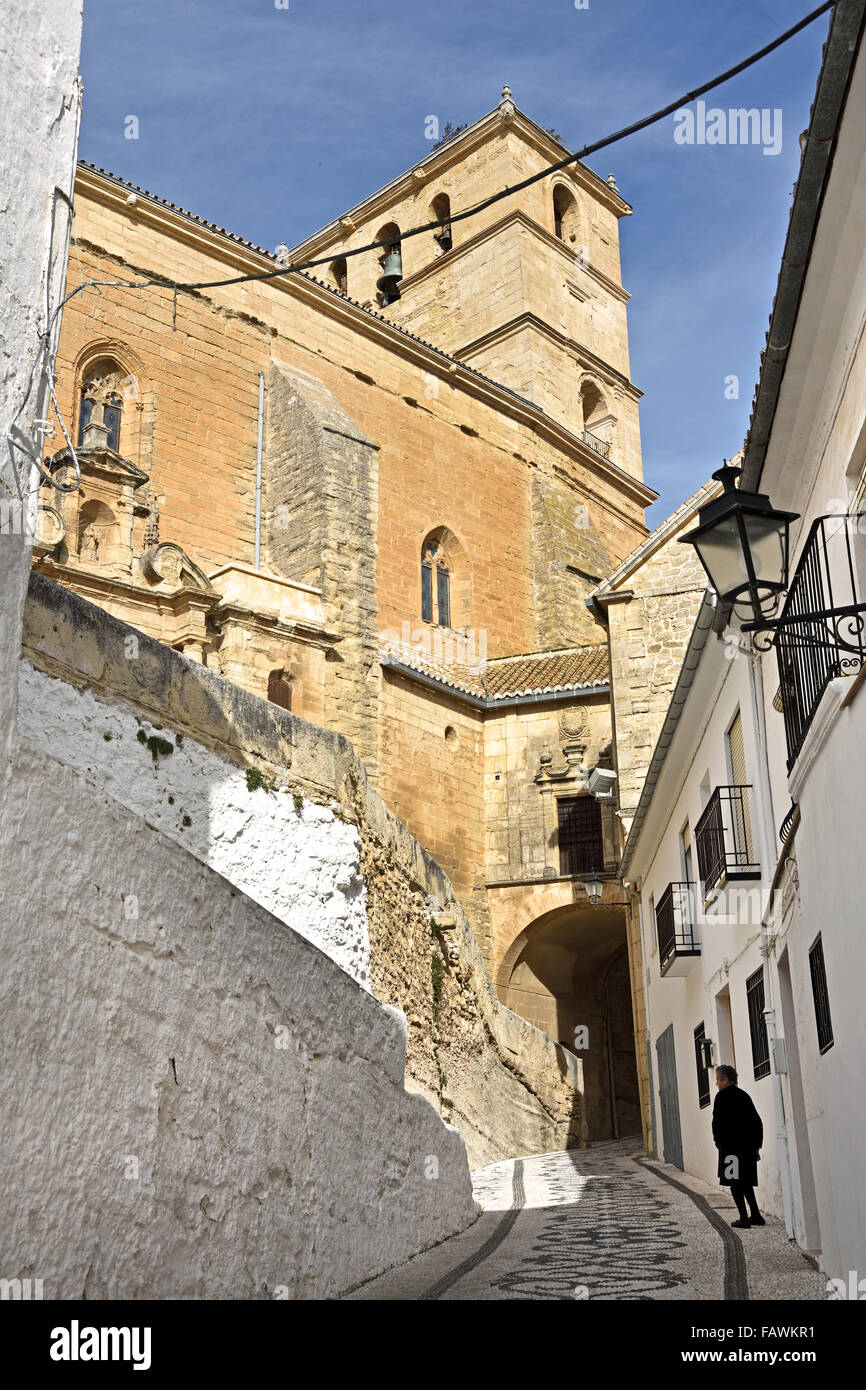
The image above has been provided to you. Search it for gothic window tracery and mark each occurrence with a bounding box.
[421,539,451,627]
[77,366,127,453]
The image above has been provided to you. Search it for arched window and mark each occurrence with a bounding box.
[375,222,402,306]
[330,257,348,296]
[553,184,579,244]
[578,377,614,457]
[429,193,452,253]
[421,536,452,627]
[77,361,126,453]
[267,669,293,712]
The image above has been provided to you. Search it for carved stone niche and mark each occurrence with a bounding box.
[42,441,150,576]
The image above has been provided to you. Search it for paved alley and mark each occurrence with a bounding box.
[348,1138,825,1301]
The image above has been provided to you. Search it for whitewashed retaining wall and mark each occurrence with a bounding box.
[17,661,371,986]
[0,735,477,1299]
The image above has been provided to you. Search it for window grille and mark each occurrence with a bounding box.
[746,967,771,1080]
[694,1021,711,1108]
[557,795,603,877]
[808,934,834,1054]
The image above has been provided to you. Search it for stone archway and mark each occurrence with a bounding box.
[497,903,641,1140]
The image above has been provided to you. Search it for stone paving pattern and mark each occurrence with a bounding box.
[348,1138,825,1301]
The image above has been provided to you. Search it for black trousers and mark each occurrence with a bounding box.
[730,1181,760,1220]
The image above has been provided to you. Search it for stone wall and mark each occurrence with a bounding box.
[0,736,476,1298]
[378,668,488,940]
[530,472,613,648]
[263,361,380,772]
[604,530,710,828]
[21,573,585,1170]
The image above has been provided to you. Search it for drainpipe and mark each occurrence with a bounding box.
[748,647,796,1240]
[254,370,264,570]
[632,890,657,1158]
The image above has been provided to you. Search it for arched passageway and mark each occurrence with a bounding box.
[497,905,641,1140]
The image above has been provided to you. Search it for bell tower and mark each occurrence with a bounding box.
[287,86,643,483]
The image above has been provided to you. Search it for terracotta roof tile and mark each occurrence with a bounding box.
[383,645,608,701]
[483,646,609,698]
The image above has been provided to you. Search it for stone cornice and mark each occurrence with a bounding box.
[395,207,631,305]
[213,601,341,650]
[454,310,642,402]
[74,167,656,512]
[34,559,218,613]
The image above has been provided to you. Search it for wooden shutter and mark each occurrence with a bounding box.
[726,710,754,860]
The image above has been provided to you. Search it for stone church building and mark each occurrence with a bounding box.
[37,87,678,1144]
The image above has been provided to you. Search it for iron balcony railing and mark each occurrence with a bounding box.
[694,785,760,891]
[581,429,611,460]
[774,514,866,768]
[655,882,700,977]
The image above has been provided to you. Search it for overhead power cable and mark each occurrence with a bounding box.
[14,1,836,494]
[59,0,834,311]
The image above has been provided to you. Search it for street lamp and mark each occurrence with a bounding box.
[679,462,799,622]
[583,870,604,906]
[581,870,631,909]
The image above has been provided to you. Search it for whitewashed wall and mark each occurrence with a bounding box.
[0,733,477,1298]
[18,661,371,986]
[633,642,788,1225]
[0,1,82,773]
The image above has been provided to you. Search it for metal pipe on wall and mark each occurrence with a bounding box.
[254,370,264,570]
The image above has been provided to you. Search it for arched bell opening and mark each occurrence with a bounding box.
[429,192,452,254]
[375,222,402,306]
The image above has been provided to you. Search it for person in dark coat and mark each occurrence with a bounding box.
[712,1064,765,1227]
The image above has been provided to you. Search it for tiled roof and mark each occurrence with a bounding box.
[484,646,609,698]
[382,644,609,701]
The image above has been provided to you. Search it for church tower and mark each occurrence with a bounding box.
[287,85,643,485]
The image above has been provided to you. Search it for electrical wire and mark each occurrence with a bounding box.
[67,0,836,302]
[13,0,835,493]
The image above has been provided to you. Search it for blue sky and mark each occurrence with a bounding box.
[78,0,830,525]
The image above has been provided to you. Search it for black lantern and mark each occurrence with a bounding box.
[679,463,799,619]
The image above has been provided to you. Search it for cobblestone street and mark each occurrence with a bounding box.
[348,1138,825,1301]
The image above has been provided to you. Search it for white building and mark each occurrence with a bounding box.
[619,0,866,1284]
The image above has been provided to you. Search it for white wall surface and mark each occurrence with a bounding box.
[0,736,477,1299]
[0,1,82,773]
[634,644,787,1222]
[17,661,371,986]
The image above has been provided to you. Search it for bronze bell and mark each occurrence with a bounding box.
[376,244,403,304]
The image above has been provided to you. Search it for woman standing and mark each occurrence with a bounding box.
[712,1064,765,1228]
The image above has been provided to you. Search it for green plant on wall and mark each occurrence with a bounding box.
[431,951,445,1011]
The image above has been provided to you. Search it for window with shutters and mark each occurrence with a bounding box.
[557,795,604,876]
[726,709,754,862]
[267,670,292,712]
[746,967,771,1080]
[808,934,834,1054]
